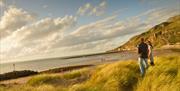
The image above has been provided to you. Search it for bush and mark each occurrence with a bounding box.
[0,70,38,81]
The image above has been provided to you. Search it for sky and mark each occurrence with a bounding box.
[0,0,180,63]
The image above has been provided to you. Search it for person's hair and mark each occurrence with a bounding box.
[148,41,151,44]
[141,38,144,42]
[148,40,153,47]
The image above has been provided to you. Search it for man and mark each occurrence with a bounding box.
[138,38,149,76]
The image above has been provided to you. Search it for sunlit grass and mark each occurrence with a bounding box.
[0,85,68,91]
[70,60,140,91]
[27,68,91,86]
[135,55,180,91]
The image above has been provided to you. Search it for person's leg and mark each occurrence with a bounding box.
[150,53,155,65]
[143,58,148,69]
[139,58,145,76]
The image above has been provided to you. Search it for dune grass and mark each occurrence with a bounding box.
[27,68,91,86]
[136,55,180,91]
[0,54,179,91]
[70,61,140,91]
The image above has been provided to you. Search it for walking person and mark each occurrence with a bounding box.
[138,38,149,76]
[147,41,155,66]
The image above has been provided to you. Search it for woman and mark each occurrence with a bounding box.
[148,41,155,66]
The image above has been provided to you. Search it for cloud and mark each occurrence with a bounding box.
[43,5,48,9]
[48,13,53,17]
[15,16,76,43]
[49,15,118,48]
[134,6,180,26]
[0,0,4,7]
[89,1,107,16]
[0,7,77,60]
[145,7,180,24]
[138,0,164,4]
[77,3,92,16]
[1,15,76,51]
[49,14,149,50]
[0,6,35,39]
[77,0,107,16]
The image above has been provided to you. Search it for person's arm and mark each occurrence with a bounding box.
[138,45,141,54]
[151,45,153,49]
[148,45,151,58]
[150,44,153,49]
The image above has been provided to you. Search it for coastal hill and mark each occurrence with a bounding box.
[111,15,180,51]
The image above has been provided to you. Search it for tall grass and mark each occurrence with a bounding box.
[70,61,140,91]
[136,55,180,91]
[0,85,67,91]
[27,68,91,86]
[0,54,179,91]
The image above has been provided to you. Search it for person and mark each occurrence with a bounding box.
[138,38,149,76]
[147,41,155,66]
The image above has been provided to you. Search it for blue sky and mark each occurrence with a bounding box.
[4,0,179,23]
[0,0,179,63]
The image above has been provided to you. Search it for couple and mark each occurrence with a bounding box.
[138,38,154,76]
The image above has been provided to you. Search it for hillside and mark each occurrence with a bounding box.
[0,53,180,91]
[112,15,180,51]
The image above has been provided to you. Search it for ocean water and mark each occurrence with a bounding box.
[0,52,136,74]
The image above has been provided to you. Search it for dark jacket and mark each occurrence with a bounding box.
[138,42,149,58]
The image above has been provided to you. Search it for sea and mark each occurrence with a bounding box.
[0,52,136,74]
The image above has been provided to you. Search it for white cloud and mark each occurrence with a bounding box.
[77,1,107,16]
[77,3,92,16]
[0,6,35,39]
[48,14,149,50]
[48,13,53,17]
[43,5,48,9]
[0,0,4,7]
[0,7,77,61]
[89,1,107,16]
[145,7,180,24]
[130,7,180,29]
[49,15,118,48]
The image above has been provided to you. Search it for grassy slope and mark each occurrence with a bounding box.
[0,54,180,91]
[112,15,180,51]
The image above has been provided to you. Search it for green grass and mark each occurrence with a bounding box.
[1,54,180,91]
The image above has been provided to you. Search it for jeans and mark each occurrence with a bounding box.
[138,58,148,76]
[150,53,154,65]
